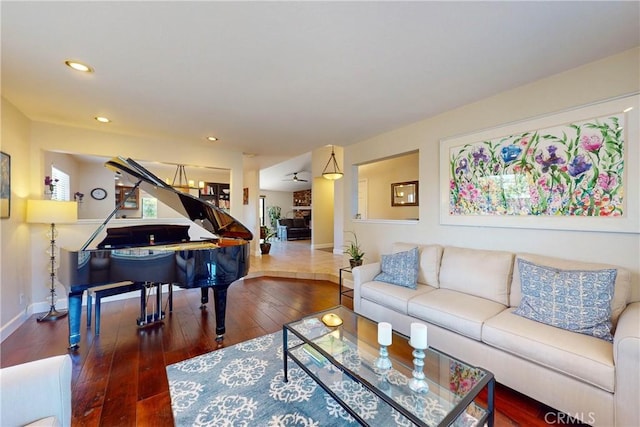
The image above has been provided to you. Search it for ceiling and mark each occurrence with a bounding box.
[2,2,638,192]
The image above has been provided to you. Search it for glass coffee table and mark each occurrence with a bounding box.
[283,305,494,426]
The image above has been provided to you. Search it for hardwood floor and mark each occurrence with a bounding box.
[1,277,587,426]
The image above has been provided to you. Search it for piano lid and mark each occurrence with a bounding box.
[105,157,253,241]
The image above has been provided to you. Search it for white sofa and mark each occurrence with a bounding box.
[353,243,640,427]
[0,355,72,427]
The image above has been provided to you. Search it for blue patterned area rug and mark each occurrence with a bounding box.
[167,331,479,426]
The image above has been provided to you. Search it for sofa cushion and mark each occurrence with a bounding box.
[292,218,306,228]
[514,259,617,342]
[392,243,443,287]
[483,308,614,392]
[511,253,631,330]
[360,281,435,314]
[408,289,506,341]
[439,246,513,305]
[278,218,293,228]
[374,247,420,289]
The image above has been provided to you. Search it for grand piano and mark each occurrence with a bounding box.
[58,157,253,349]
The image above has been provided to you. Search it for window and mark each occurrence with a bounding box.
[260,196,266,226]
[51,166,70,201]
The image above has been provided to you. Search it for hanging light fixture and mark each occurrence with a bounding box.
[322,146,343,180]
[171,165,199,192]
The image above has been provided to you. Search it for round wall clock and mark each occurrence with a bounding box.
[90,187,107,200]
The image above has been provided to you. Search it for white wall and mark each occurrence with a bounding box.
[343,47,640,300]
[261,190,293,229]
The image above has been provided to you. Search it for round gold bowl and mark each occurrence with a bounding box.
[321,313,343,327]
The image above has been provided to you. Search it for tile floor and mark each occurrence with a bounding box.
[247,239,346,283]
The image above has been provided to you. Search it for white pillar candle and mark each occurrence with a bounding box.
[378,322,392,346]
[410,323,428,349]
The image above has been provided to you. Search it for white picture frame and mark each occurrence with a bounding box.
[439,93,639,233]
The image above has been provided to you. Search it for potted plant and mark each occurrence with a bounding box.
[344,231,365,268]
[260,227,277,255]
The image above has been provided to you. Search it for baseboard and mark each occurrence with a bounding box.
[311,242,333,250]
[0,308,29,342]
[1,287,182,343]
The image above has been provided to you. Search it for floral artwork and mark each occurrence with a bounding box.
[1,152,10,218]
[448,114,624,217]
[449,360,483,398]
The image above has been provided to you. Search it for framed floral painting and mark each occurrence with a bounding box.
[440,94,639,233]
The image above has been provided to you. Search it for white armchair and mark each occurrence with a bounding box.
[0,355,72,427]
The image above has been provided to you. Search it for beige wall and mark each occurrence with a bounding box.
[28,122,244,216]
[344,47,640,299]
[357,152,419,220]
[242,169,260,256]
[311,177,334,249]
[310,145,344,250]
[1,99,33,336]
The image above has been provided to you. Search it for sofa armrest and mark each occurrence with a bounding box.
[613,301,640,427]
[352,262,381,313]
[0,355,72,427]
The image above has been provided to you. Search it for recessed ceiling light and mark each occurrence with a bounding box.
[623,107,633,113]
[65,60,94,73]
[207,136,219,141]
[95,116,111,123]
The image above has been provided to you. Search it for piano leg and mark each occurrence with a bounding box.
[137,283,147,326]
[155,282,162,321]
[67,291,84,349]
[199,287,209,308]
[200,286,230,342]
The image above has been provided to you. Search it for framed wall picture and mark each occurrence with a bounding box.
[440,94,639,233]
[391,181,418,206]
[0,152,10,219]
[243,187,249,205]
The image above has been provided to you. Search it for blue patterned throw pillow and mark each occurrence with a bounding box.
[374,247,420,289]
[514,259,617,342]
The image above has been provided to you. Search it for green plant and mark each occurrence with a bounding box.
[267,205,281,231]
[262,227,277,243]
[343,231,364,261]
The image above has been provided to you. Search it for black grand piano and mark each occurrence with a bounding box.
[58,157,253,349]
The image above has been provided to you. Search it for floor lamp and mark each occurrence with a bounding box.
[27,199,78,322]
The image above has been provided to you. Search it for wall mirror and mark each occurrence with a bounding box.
[391,181,418,207]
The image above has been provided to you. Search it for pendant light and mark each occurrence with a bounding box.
[322,146,343,180]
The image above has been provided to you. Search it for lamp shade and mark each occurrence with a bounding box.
[27,200,78,224]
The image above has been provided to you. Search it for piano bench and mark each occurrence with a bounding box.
[87,281,141,335]
[87,281,174,335]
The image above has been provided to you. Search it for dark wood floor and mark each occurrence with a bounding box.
[1,277,586,426]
